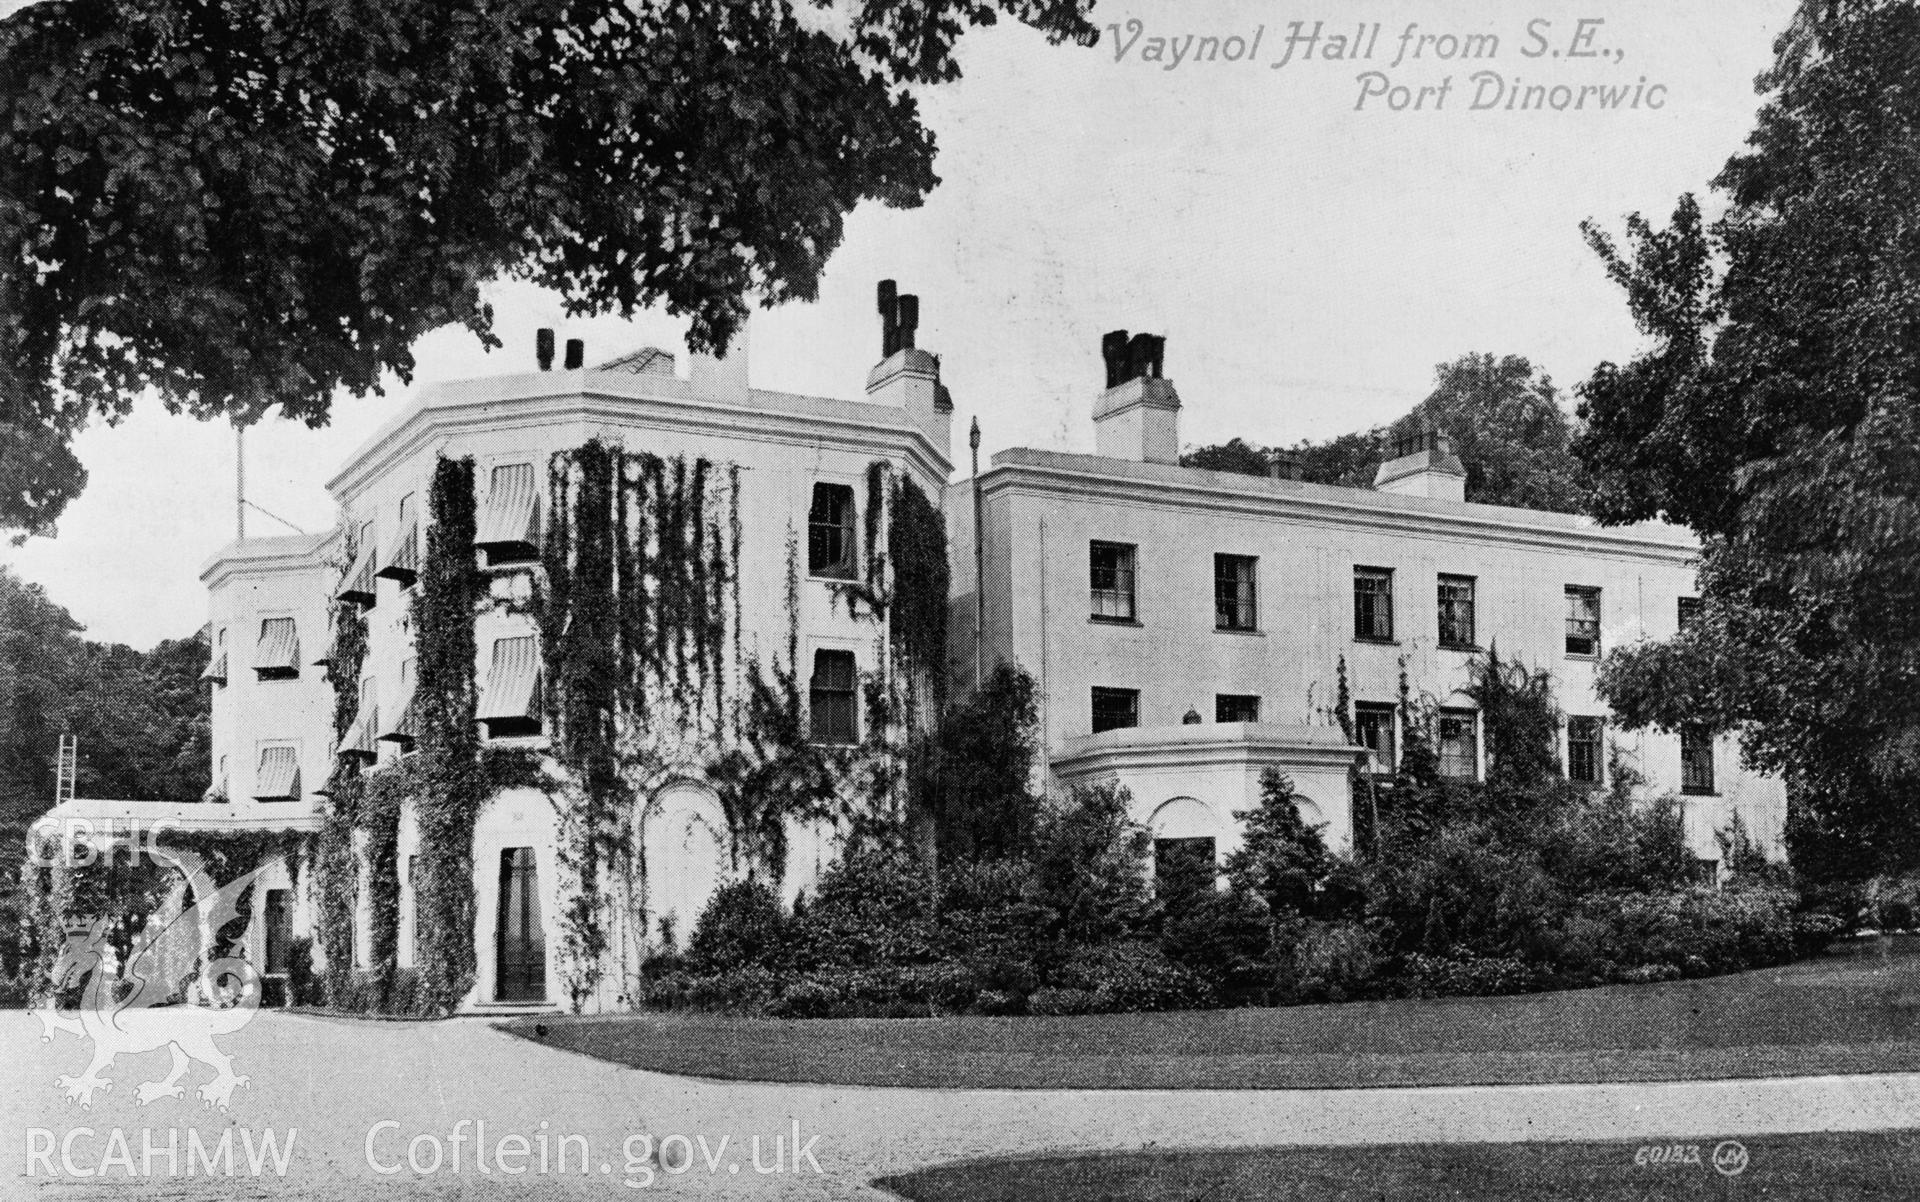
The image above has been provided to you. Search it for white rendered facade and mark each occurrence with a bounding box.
[947,362,1788,876]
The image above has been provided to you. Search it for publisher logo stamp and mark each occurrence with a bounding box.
[1713,1140,1750,1178]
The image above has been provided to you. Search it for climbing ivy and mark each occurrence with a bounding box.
[407,454,489,1013]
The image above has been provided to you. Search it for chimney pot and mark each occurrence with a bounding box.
[896,295,919,350]
[564,338,585,371]
[1101,330,1130,388]
[536,328,555,372]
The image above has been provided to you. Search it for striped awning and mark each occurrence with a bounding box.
[378,673,417,746]
[255,618,300,673]
[337,538,377,608]
[254,745,301,800]
[199,651,227,685]
[377,495,420,585]
[478,636,541,721]
[336,707,378,762]
[475,463,541,553]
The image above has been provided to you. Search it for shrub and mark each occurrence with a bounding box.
[1030,782,1153,945]
[284,935,318,1006]
[1027,986,1098,1017]
[1052,942,1215,1013]
[1159,885,1270,1003]
[685,965,780,1011]
[1403,952,1542,998]
[895,961,982,1012]
[686,879,790,976]
[973,988,1024,1016]
[1273,919,1383,1003]
[1583,886,1797,977]
[796,844,938,969]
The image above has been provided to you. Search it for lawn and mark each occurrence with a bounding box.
[876,1132,1920,1201]
[502,936,1920,1090]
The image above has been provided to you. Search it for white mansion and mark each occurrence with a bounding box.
[40,299,1784,1012]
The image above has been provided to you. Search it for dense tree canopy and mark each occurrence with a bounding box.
[0,565,211,835]
[0,0,1097,536]
[1182,353,1586,512]
[1577,0,1920,881]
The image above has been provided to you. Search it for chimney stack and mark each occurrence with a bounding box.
[867,279,951,448]
[1267,452,1303,481]
[1093,330,1180,464]
[536,328,556,372]
[564,338,585,370]
[1373,427,1466,502]
[878,280,920,357]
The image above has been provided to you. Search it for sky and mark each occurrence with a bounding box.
[1,0,1798,649]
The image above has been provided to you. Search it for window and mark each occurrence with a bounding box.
[477,463,541,564]
[1154,837,1216,900]
[1438,709,1478,780]
[407,856,421,966]
[1681,726,1716,794]
[1565,586,1601,656]
[1089,541,1137,622]
[378,491,421,586]
[1215,694,1260,723]
[1354,567,1394,641]
[254,743,301,801]
[1438,574,1477,648]
[1091,686,1139,733]
[1355,702,1397,773]
[808,649,859,744]
[807,483,857,578]
[1214,554,1258,631]
[1678,596,1702,632]
[1568,717,1604,784]
[202,626,229,686]
[254,617,300,680]
[478,636,543,739]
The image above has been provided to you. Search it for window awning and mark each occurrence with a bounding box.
[255,618,300,673]
[478,636,541,721]
[476,463,541,554]
[254,745,301,800]
[336,538,377,609]
[200,651,228,685]
[377,684,417,746]
[377,498,420,586]
[336,707,378,762]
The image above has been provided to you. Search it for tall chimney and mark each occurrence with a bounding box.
[1093,330,1180,464]
[867,279,951,448]
[536,328,556,372]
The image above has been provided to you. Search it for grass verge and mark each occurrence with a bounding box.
[502,938,1920,1090]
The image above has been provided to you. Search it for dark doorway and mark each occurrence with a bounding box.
[495,848,546,1002]
[262,888,293,976]
[1154,836,1217,902]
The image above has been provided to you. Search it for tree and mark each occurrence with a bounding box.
[934,661,1040,863]
[0,0,1098,536]
[1391,354,1587,512]
[1225,768,1333,919]
[1181,354,1586,510]
[1575,0,1920,881]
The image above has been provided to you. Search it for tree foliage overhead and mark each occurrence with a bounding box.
[0,0,1098,536]
[1575,0,1920,880]
[1182,353,1587,512]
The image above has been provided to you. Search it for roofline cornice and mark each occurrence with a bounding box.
[327,384,954,504]
[974,459,1699,565]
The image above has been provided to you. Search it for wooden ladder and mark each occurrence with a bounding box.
[54,733,77,806]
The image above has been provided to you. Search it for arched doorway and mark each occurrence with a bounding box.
[1148,796,1222,897]
[641,783,730,950]
[495,847,545,1002]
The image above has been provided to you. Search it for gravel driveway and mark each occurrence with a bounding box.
[5,1009,1918,1199]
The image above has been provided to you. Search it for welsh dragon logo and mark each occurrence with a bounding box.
[34,845,283,1111]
